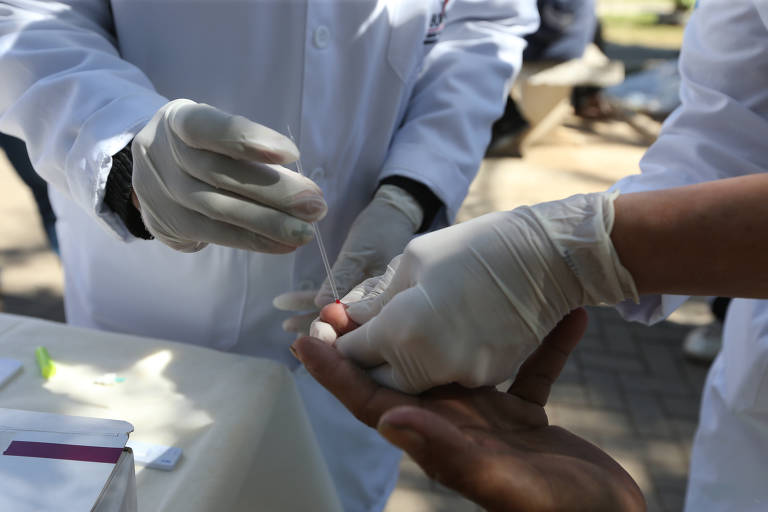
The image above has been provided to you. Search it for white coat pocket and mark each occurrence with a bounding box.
[386,0,432,83]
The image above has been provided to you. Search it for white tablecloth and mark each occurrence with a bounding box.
[0,313,341,512]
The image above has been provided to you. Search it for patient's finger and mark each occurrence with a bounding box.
[282,312,317,334]
[319,302,359,336]
[309,319,338,344]
[273,290,318,311]
[292,336,417,428]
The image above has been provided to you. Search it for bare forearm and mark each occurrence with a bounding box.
[611,174,768,298]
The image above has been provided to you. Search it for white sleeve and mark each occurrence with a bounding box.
[0,0,168,238]
[611,0,768,324]
[380,0,539,223]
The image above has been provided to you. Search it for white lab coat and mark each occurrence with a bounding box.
[525,0,597,61]
[611,2,768,510]
[0,1,538,510]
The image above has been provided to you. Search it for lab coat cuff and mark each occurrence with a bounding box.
[64,93,168,241]
[614,293,690,325]
[379,143,469,224]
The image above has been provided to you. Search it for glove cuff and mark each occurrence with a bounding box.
[373,184,425,234]
[379,176,442,232]
[104,144,154,240]
[531,191,639,306]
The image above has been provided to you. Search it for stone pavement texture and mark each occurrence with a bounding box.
[0,117,711,512]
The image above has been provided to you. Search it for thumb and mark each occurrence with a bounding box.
[378,406,477,486]
[170,100,299,164]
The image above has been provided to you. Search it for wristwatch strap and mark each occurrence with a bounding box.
[104,144,153,240]
[379,175,443,233]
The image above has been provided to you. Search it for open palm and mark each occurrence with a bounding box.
[293,308,645,512]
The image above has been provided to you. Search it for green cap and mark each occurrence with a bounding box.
[35,346,56,379]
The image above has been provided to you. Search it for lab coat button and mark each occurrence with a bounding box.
[314,26,330,49]
[310,167,325,182]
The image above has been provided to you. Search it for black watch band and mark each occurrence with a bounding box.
[104,144,153,240]
[379,175,443,233]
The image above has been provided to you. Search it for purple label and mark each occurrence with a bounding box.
[4,441,122,464]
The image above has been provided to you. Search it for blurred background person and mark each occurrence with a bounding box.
[682,296,730,363]
[0,133,57,253]
[488,0,602,155]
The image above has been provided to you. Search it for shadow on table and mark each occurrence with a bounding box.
[0,287,64,323]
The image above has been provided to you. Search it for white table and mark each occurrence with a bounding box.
[0,313,341,512]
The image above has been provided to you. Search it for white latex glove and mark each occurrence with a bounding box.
[131,99,327,252]
[315,191,638,393]
[273,184,423,335]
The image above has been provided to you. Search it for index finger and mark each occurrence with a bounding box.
[292,336,418,428]
[172,101,299,164]
[319,302,359,336]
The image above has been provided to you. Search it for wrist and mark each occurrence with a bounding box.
[379,176,442,232]
[530,191,639,307]
[373,184,425,233]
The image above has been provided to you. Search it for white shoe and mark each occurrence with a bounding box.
[682,322,723,363]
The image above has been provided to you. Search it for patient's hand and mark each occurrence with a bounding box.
[308,302,357,344]
[293,309,645,512]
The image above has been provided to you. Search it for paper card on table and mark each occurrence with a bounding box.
[0,408,133,512]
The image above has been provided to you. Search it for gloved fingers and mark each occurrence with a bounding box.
[336,284,424,368]
[334,275,382,306]
[315,255,371,307]
[314,273,343,308]
[171,179,316,248]
[333,319,386,368]
[132,139,317,249]
[150,234,208,253]
[368,363,426,394]
[341,256,401,306]
[169,100,299,164]
[281,312,318,336]
[317,269,392,309]
[309,319,338,344]
[335,253,393,297]
[314,286,337,309]
[273,290,319,312]
[344,254,409,325]
[368,364,398,390]
[173,143,326,222]
[142,203,297,253]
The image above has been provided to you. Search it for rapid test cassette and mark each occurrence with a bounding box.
[126,439,182,471]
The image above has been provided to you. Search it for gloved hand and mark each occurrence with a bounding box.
[131,99,327,252]
[313,191,639,393]
[273,184,423,335]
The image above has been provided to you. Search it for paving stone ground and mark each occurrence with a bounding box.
[0,116,710,512]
